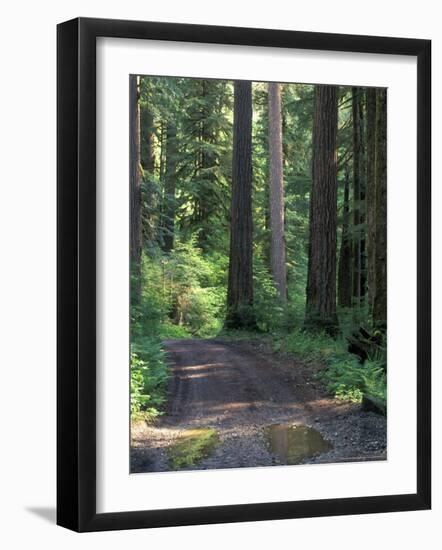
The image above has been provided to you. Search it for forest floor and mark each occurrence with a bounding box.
[131,338,386,472]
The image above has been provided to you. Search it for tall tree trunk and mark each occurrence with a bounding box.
[225,80,255,329]
[373,89,387,327]
[359,96,367,303]
[260,87,271,267]
[129,75,142,298]
[140,104,156,244]
[352,87,364,311]
[140,108,155,173]
[157,121,166,247]
[305,85,339,335]
[198,80,216,250]
[268,82,287,302]
[159,121,166,182]
[162,123,177,253]
[338,167,352,307]
[366,88,377,317]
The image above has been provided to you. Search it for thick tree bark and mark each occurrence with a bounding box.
[305,85,339,334]
[129,76,142,293]
[373,89,387,326]
[366,88,377,317]
[352,87,365,309]
[268,82,287,302]
[359,96,367,303]
[140,108,155,173]
[338,167,352,307]
[225,81,255,329]
[162,123,178,253]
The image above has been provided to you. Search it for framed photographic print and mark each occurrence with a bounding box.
[57,17,431,532]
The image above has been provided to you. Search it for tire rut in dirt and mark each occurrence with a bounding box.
[131,338,387,472]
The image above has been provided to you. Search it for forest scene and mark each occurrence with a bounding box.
[130,75,387,473]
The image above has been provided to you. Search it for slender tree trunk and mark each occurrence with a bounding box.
[373,89,387,327]
[140,103,156,244]
[159,121,166,182]
[268,82,287,302]
[129,75,142,297]
[157,121,166,247]
[366,88,377,317]
[352,87,364,310]
[305,85,339,335]
[261,87,271,267]
[338,167,352,307]
[225,80,255,329]
[198,80,216,250]
[162,123,177,253]
[263,182,271,267]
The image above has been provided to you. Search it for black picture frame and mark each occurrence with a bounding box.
[57,17,431,532]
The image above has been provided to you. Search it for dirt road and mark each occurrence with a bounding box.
[131,339,386,472]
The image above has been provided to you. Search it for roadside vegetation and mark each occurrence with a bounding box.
[130,245,386,421]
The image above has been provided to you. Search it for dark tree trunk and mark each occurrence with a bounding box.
[225,81,255,329]
[338,167,352,307]
[140,107,155,173]
[129,75,142,297]
[359,95,367,302]
[351,87,364,310]
[162,123,178,253]
[159,121,166,182]
[198,80,216,250]
[373,89,387,327]
[268,82,287,302]
[156,121,166,248]
[140,104,157,244]
[305,85,339,335]
[366,88,377,317]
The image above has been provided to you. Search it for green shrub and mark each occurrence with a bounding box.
[323,356,386,404]
[159,322,192,339]
[179,286,225,337]
[154,239,227,337]
[131,254,169,339]
[273,326,387,411]
[131,242,227,339]
[130,337,169,421]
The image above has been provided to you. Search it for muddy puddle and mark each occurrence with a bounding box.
[168,428,219,469]
[265,424,332,464]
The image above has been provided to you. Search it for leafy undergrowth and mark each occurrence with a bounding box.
[325,356,386,405]
[273,329,386,411]
[168,428,219,469]
[158,322,193,339]
[130,337,170,422]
